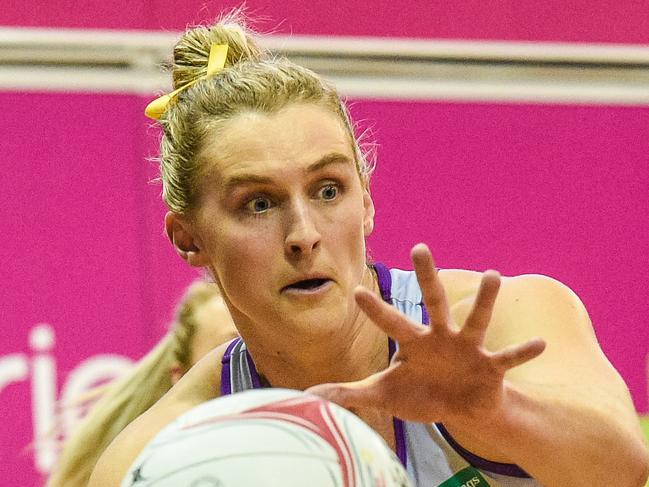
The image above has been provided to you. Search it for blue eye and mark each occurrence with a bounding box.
[320,185,338,200]
[246,197,272,213]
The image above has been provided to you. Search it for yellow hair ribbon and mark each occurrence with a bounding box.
[145,43,229,120]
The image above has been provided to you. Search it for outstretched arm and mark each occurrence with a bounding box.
[309,244,649,487]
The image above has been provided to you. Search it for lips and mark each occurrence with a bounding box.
[281,275,332,293]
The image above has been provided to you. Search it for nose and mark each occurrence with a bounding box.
[284,199,321,258]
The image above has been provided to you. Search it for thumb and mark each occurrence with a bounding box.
[306,376,386,411]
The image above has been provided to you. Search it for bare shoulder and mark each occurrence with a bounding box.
[441,269,592,338]
[439,268,581,309]
[172,339,232,402]
[488,272,598,347]
[449,270,596,340]
[89,340,234,487]
[500,272,587,308]
[446,270,630,390]
[437,268,483,306]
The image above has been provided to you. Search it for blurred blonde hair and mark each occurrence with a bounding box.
[157,8,374,216]
[45,280,226,487]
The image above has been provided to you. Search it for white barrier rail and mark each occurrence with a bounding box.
[1,27,649,104]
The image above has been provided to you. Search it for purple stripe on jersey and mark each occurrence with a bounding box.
[393,413,407,468]
[386,335,407,466]
[220,337,241,396]
[246,348,263,389]
[374,263,408,468]
[421,302,430,326]
[373,262,392,302]
[436,423,531,478]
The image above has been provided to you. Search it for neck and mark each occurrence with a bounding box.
[258,321,389,390]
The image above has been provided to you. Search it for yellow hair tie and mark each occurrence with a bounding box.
[145,43,229,120]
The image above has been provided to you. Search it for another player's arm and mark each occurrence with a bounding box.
[88,343,228,487]
[444,272,649,487]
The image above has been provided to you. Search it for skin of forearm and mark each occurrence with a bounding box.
[445,382,649,487]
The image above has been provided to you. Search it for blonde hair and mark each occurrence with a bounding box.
[158,10,374,215]
[45,280,225,487]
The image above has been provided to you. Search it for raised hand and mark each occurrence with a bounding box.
[307,243,546,425]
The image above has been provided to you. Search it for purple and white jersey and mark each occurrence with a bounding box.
[221,263,541,487]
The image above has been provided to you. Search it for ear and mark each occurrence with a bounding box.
[169,364,183,386]
[164,212,210,267]
[362,189,375,237]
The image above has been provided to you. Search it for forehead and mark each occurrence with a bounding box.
[198,103,354,178]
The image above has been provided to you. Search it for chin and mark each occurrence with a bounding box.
[291,307,348,334]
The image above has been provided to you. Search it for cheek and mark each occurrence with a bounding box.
[335,200,369,245]
[324,209,368,274]
[209,222,278,288]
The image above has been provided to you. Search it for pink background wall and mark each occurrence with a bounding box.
[1,0,649,43]
[2,2,649,485]
[2,92,648,486]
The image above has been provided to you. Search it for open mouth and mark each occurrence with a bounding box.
[284,278,330,292]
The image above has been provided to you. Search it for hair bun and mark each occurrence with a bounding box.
[171,12,265,90]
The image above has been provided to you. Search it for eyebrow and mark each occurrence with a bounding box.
[307,152,353,173]
[223,152,353,190]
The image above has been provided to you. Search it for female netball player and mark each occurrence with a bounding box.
[89,12,648,487]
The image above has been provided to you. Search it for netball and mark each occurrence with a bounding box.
[121,389,412,487]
